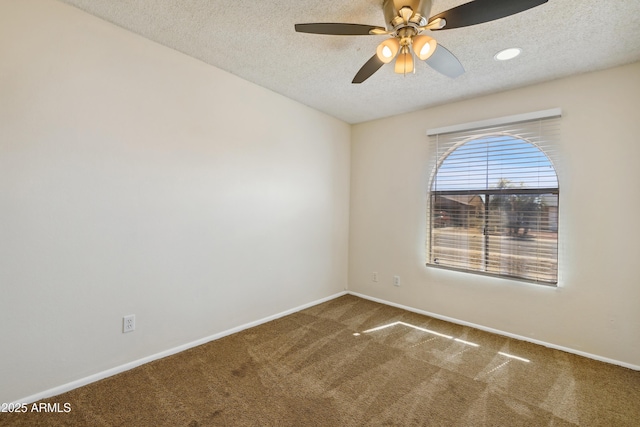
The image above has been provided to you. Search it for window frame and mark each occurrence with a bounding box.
[426,110,561,286]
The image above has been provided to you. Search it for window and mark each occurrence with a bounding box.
[426,110,561,285]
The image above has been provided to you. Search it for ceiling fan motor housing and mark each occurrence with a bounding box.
[383,0,432,30]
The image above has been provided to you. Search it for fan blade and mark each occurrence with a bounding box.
[295,23,386,36]
[352,54,385,84]
[425,44,465,78]
[428,0,547,30]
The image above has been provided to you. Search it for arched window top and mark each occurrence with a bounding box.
[433,134,558,192]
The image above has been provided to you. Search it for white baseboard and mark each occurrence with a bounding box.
[348,291,640,371]
[11,291,348,405]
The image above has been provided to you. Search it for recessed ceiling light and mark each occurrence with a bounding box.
[494,48,522,61]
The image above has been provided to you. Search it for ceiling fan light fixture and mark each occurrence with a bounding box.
[412,35,437,60]
[394,50,414,74]
[376,38,400,63]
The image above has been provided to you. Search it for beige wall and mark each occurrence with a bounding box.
[349,61,640,367]
[0,0,350,403]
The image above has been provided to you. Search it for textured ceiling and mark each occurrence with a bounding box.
[57,0,640,124]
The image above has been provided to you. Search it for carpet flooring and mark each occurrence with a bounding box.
[2,295,639,426]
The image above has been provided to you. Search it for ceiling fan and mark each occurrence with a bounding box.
[295,0,547,83]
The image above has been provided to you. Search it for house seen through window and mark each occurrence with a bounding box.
[427,113,560,285]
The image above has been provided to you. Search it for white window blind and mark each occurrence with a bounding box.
[426,110,561,285]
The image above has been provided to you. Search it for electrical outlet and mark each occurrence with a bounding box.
[123,315,135,333]
[372,272,379,282]
[393,275,400,287]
